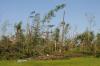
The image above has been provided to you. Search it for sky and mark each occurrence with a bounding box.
[0,0,100,36]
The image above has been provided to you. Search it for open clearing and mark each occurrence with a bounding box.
[0,57,100,66]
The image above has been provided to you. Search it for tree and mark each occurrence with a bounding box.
[76,31,94,54]
[60,11,70,46]
[96,33,100,46]
[53,28,60,51]
[14,22,25,58]
[42,3,66,23]
[15,22,24,42]
[42,3,66,41]
[95,33,100,53]
[1,20,10,36]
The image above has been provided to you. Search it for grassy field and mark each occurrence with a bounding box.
[0,57,100,66]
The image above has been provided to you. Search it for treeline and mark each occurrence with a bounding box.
[0,4,100,60]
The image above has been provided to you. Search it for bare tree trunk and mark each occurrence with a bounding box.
[55,41,57,52]
[94,43,97,56]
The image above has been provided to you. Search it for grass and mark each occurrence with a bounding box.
[0,57,100,66]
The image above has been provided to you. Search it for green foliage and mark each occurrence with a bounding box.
[96,33,100,45]
[53,28,60,42]
[76,31,94,42]
[42,3,65,22]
